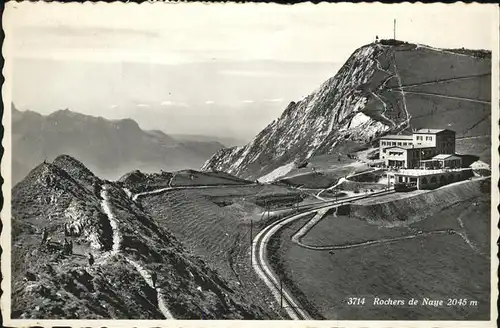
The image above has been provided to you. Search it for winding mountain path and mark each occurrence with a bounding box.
[393,90,491,104]
[389,49,411,129]
[99,184,175,320]
[100,187,121,257]
[125,258,175,319]
[388,73,490,90]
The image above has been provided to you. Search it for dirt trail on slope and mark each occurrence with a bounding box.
[389,49,411,129]
[396,90,491,104]
[389,73,490,89]
[99,185,175,319]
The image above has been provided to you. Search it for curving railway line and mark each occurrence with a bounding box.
[129,181,396,320]
[252,189,395,320]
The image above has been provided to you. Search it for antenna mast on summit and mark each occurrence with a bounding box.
[393,19,396,40]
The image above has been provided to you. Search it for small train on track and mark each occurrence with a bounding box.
[394,182,417,192]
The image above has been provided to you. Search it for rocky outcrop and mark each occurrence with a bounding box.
[202,41,491,180]
[11,155,269,319]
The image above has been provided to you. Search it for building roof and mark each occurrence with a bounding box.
[380,134,413,140]
[385,146,408,151]
[414,128,455,134]
[385,146,436,152]
[432,154,461,160]
[393,168,471,177]
[408,146,436,150]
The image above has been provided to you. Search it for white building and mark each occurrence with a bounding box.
[379,129,458,168]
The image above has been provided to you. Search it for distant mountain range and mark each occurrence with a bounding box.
[202,40,491,179]
[12,105,225,184]
[170,134,247,148]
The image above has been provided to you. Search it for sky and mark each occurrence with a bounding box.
[4,2,496,141]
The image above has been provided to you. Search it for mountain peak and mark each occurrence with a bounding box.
[202,41,491,179]
[52,155,97,182]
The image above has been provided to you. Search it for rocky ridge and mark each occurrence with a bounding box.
[11,155,269,319]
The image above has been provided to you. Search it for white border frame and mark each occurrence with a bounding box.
[2,2,498,327]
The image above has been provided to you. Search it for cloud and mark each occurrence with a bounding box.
[264,98,284,103]
[137,104,149,107]
[21,26,161,39]
[218,70,279,77]
[241,100,254,104]
[205,100,215,105]
[110,104,118,108]
[161,100,189,107]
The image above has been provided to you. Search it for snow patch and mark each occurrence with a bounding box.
[257,162,296,183]
[349,112,371,129]
[123,188,132,199]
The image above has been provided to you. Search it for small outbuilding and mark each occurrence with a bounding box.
[420,154,462,169]
[391,168,472,190]
[432,154,462,168]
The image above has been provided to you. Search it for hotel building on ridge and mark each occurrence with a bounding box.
[379,129,461,169]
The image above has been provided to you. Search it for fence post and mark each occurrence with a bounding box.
[250,220,253,266]
[280,275,283,308]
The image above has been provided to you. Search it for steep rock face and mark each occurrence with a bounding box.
[202,41,491,179]
[202,43,393,179]
[12,155,269,319]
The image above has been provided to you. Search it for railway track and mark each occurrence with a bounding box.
[252,189,395,320]
[252,211,314,320]
[282,188,395,213]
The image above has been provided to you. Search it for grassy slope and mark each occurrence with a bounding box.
[274,180,490,320]
[301,214,407,246]
[283,234,489,320]
[350,179,487,223]
[403,74,490,101]
[140,189,248,282]
[279,161,371,189]
[364,44,491,163]
[279,171,344,189]
[404,93,490,138]
[171,170,253,187]
[456,136,491,165]
[388,47,490,87]
[12,157,267,319]
[140,184,303,318]
[388,46,491,141]
[119,169,253,194]
[140,184,303,280]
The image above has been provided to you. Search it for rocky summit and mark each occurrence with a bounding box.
[201,40,491,180]
[11,155,269,319]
